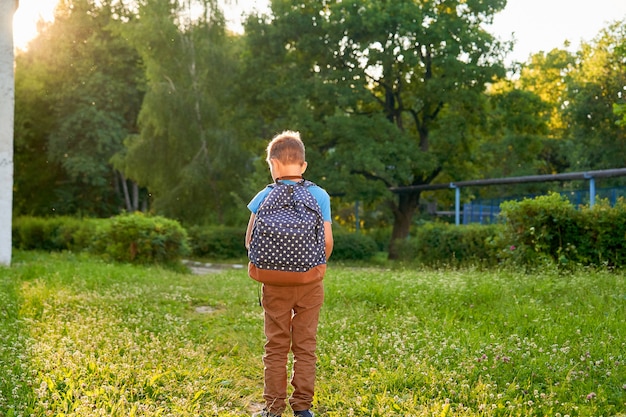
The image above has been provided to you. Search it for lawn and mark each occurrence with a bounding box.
[1,251,625,416]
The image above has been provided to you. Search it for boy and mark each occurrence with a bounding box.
[245,131,333,417]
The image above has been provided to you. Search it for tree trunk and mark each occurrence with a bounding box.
[388,191,421,260]
[0,0,15,266]
[132,181,139,211]
[119,171,132,212]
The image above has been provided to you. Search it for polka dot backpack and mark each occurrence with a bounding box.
[249,179,326,273]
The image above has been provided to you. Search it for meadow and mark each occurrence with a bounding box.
[1,251,625,417]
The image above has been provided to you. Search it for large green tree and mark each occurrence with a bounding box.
[14,0,144,216]
[240,0,509,256]
[118,0,247,225]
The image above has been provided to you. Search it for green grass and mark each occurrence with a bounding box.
[1,251,625,416]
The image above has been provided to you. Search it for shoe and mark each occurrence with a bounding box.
[252,410,281,417]
[293,411,314,417]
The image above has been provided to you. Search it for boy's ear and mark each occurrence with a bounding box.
[301,161,308,174]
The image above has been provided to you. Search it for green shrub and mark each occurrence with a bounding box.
[91,213,189,265]
[395,222,502,267]
[187,225,246,260]
[579,198,626,267]
[331,232,378,261]
[499,192,585,267]
[367,227,391,252]
[12,216,49,250]
[12,216,97,252]
[497,193,626,269]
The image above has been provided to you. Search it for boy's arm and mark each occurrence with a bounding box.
[245,213,255,250]
[324,221,333,259]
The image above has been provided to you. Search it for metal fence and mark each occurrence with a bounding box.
[462,186,626,225]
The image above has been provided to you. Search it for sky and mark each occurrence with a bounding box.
[12,0,626,64]
[490,0,626,63]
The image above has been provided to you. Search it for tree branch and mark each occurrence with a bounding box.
[350,169,394,189]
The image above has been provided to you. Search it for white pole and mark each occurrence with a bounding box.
[0,0,16,266]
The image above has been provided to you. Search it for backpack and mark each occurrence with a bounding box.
[248,179,326,274]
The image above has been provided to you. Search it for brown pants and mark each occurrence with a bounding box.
[261,280,324,415]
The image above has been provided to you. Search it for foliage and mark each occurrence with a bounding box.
[12,214,189,266]
[13,0,145,217]
[187,225,246,260]
[516,48,576,138]
[498,193,584,267]
[330,232,378,262]
[616,102,626,127]
[395,222,502,267]
[579,198,626,267]
[563,21,626,171]
[2,251,626,416]
[13,54,63,216]
[498,193,626,268]
[470,49,576,202]
[90,213,189,265]
[117,0,249,226]
[12,0,626,250]
[482,87,550,174]
[187,225,380,262]
[12,216,99,252]
[501,193,582,265]
[240,0,510,257]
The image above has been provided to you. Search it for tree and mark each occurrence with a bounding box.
[517,48,575,139]
[13,0,145,216]
[240,0,509,257]
[118,0,248,225]
[564,20,626,171]
[474,83,555,198]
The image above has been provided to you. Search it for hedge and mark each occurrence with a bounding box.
[13,214,188,266]
[187,225,246,260]
[11,194,626,269]
[12,216,99,252]
[394,223,502,267]
[331,232,378,261]
[498,192,626,268]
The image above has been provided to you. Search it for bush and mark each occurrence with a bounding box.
[395,222,502,267]
[331,232,378,261]
[367,227,392,252]
[498,193,626,268]
[91,213,189,265]
[12,216,98,252]
[187,226,246,260]
[499,192,585,267]
[578,198,626,267]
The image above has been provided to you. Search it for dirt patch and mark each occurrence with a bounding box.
[183,260,245,275]
[193,305,217,314]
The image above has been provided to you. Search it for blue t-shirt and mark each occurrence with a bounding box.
[247,180,332,222]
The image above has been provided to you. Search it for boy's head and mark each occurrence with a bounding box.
[266,130,306,166]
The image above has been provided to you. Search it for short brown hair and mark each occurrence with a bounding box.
[266,130,306,165]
